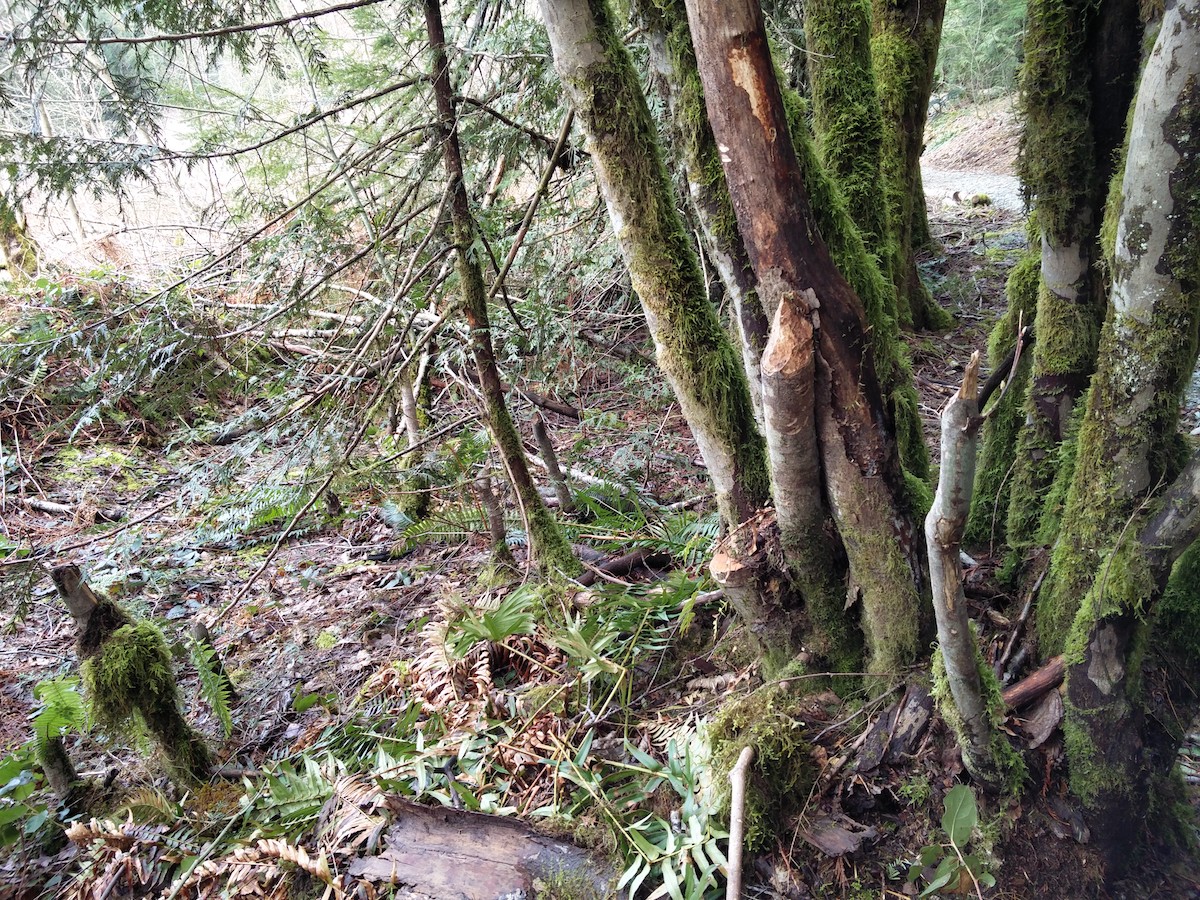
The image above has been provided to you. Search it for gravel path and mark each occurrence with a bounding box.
[921,165,1024,213]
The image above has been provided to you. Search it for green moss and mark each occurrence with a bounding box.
[872,8,953,331]
[577,0,770,528]
[1155,540,1200,667]
[931,637,1027,793]
[966,251,1040,548]
[806,0,892,257]
[707,682,816,851]
[83,621,212,782]
[783,90,930,481]
[1018,0,1098,246]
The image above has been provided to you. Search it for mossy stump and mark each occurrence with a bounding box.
[52,566,212,784]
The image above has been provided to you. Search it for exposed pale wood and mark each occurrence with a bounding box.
[348,797,619,898]
[726,745,755,900]
[24,497,125,523]
[49,564,100,631]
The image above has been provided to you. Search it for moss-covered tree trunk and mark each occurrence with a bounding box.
[639,1,769,427]
[964,250,1039,547]
[1005,0,1141,547]
[801,0,930,481]
[1046,4,1200,869]
[537,0,771,535]
[870,0,952,330]
[683,0,926,678]
[424,0,577,577]
[805,0,892,267]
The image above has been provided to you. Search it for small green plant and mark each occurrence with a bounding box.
[908,784,995,897]
[899,774,932,807]
[444,587,537,657]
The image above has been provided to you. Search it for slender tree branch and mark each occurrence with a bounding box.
[36,0,392,47]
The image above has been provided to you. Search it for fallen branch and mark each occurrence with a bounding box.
[576,547,672,587]
[1002,655,1064,710]
[726,746,755,900]
[995,561,1048,680]
[22,497,125,523]
[431,376,579,420]
[534,416,575,514]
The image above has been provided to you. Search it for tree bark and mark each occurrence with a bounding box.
[1046,2,1200,873]
[642,0,930,483]
[641,3,769,427]
[539,0,771,534]
[684,0,925,678]
[1005,0,1142,548]
[424,0,577,576]
[926,353,1012,789]
[871,0,952,330]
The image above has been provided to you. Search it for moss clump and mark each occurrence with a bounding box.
[84,621,212,783]
[931,639,1027,794]
[707,682,816,851]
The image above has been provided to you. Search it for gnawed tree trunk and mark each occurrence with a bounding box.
[1047,2,1200,871]
[871,0,952,330]
[1005,0,1142,549]
[926,353,1021,790]
[537,0,771,535]
[684,0,926,678]
[642,0,929,481]
[425,0,578,577]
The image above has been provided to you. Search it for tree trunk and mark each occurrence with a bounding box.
[640,4,769,428]
[424,0,577,577]
[871,0,952,330]
[806,0,891,263]
[926,353,1019,789]
[1046,1,1200,872]
[964,251,1039,547]
[537,0,771,535]
[643,0,929,482]
[1005,0,1142,548]
[683,0,926,678]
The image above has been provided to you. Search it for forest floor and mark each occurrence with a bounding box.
[2,100,1199,899]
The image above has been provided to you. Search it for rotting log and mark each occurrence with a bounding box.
[350,797,620,898]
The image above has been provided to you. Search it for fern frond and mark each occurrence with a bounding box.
[31,675,87,749]
[188,638,234,738]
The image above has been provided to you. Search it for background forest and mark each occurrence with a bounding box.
[1,0,1198,898]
